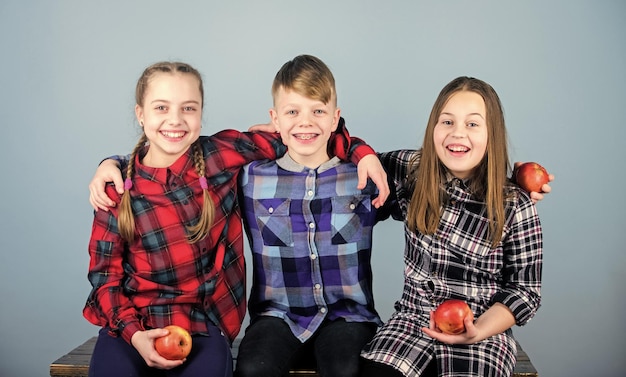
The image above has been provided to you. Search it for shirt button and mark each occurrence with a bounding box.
[314,283,321,289]
[307,190,314,196]
[349,203,356,210]
[310,254,317,260]
[319,307,327,314]
[309,222,315,229]
[268,207,274,214]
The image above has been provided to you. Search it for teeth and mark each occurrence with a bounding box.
[448,145,468,152]
[294,134,315,140]
[162,131,185,138]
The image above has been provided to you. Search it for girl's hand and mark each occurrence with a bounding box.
[423,303,516,345]
[422,311,480,345]
[130,328,185,370]
[513,161,555,203]
[248,123,275,133]
[89,159,124,211]
[530,177,554,203]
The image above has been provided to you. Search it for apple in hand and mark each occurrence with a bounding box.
[154,325,192,360]
[433,299,474,335]
[514,162,550,193]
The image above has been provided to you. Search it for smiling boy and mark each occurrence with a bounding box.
[235,55,385,377]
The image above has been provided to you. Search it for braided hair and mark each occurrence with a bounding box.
[117,61,214,243]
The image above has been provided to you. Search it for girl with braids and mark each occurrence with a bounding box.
[358,77,544,376]
[83,61,388,377]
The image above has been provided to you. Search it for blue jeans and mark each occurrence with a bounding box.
[89,325,232,377]
[234,317,376,377]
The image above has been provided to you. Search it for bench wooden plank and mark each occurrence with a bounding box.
[49,337,94,377]
[51,336,538,377]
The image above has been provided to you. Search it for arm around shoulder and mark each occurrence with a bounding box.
[89,157,126,211]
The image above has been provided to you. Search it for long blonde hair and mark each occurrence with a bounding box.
[407,76,510,247]
[118,61,214,243]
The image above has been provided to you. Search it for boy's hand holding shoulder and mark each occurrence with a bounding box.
[357,154,389,208]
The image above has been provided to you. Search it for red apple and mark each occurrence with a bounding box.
[154,325,192,360]
[514,162,549,193]
[433,299,474,335]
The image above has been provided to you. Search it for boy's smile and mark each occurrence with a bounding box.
[270,88,340,169]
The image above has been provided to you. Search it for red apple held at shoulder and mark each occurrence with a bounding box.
[433,299,474,335]
[514,162,550,193]
[154,325,192,360]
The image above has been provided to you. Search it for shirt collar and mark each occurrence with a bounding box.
[443,171,467,188]
[442,171,474,201]
[276,153,342,173]
[134,146,195,184]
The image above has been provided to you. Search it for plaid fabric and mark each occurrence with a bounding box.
[240,154,382,342]
[83,124,373,344]
[361,150,543,377]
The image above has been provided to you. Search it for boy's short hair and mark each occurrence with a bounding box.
[272,55,337,106]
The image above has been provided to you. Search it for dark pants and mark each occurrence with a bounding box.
[89,325,232,377]
[234,317,376,377]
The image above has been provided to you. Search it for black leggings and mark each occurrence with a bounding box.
[359,358,437,377]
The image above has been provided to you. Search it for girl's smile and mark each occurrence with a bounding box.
[135,72,202,168]
[434,90,488,180]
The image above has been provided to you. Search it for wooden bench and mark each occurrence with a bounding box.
[51,336,538,376]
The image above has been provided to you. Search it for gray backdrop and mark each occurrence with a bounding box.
[1,1,624,376]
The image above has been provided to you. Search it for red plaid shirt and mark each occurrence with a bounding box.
[83,122,373,344]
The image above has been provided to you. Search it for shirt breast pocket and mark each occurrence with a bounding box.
[331,195,372,245]
[253,198,293,247]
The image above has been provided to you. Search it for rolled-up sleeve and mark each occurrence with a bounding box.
[491,193,543,325]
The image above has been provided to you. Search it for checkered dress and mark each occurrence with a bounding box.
[361,150,543,377]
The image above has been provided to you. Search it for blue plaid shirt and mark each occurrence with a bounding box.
[240,154,383,342]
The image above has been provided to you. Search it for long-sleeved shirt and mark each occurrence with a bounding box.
[83,121,374,344]
[361,149,543,376]
[240,154,382,342]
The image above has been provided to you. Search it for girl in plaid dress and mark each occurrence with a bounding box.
[360,77,543,377]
